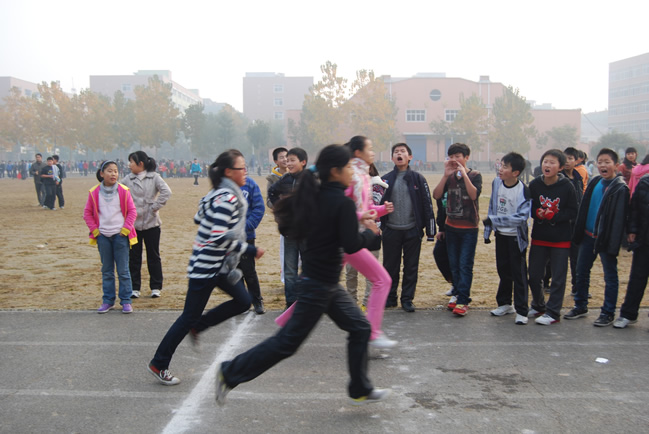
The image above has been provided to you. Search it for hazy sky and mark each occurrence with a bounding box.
[1,0,647,113]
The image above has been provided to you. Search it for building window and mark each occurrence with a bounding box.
[274,84,284,93]
[274,111,284,120]
[445,109,459,122]
[429,89,442,101]
[406,110,426,122]
[274,98,283,107]
[122,83,131,92]
[24,89,32,97]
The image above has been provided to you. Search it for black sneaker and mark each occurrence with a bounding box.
[385,300,397,308]
[563,307,588,320]
[593,313,614,327]
[253,300,265,315]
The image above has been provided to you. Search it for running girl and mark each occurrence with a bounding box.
[148,149,264,386]
[216,144,391,406]
[83,160,137,314]
[121,151,172,299]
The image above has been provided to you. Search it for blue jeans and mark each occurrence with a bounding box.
[151,275,251,370]
[97,234,133,305]
[283,238,305,305]
[574,235,619,314]
[446,228,478,305]
[221,277,373,399]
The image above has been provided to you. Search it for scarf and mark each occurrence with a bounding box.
[99,182,117,202]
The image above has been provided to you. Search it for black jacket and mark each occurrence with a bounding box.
[627,176,649,246]
[268,172,299,206]
[573,175,629,256]
[380,166,436,239]
[529,174,578,244]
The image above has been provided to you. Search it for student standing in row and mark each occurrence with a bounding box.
[381,143,435,312]
[216,144,390,406]
[121,151,172,299]
[266,147,288,285]
[483,152,532,325]
[563,148,629,326]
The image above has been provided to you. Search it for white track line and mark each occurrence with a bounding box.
[161,313,256,434]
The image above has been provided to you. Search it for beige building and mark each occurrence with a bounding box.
[383,73,581,164]
[608,52,649,140]
[89,70,202,112]
[0,76,40,102]
[243,72,313,124]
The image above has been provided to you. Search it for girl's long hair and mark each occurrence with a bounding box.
[274,144,351,240]
[128,150,157,172]
[209,149,243,189]
[344,135,368,156]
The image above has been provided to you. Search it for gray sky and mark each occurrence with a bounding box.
[1,0,647,113]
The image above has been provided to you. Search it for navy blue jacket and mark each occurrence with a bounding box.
[380,166,436,239]
[240,177,265,240]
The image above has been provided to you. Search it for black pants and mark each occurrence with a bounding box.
[382,226,422,304]
[34,181,45,205]
[55,183,65,207]
[495,233,528,316]
[529,245,569,320]
[619,244,649,321]
[433,235,452,283]
[221,277,373,399]
[193,174,199,185]
[129,227,163,292]
[240,239,262,303]
[43,183,56,209]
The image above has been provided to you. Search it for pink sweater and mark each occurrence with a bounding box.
[83,183,138,246]
[345,158,388,228]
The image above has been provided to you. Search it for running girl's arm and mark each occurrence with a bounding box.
[339,199,376,254]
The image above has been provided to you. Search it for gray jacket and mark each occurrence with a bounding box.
[120,171,172,231]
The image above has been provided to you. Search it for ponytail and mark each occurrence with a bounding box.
[209,149,243,189]
[128,150,157,172]
[274,144,351,240]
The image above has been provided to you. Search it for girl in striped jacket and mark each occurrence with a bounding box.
[148,150,265,386]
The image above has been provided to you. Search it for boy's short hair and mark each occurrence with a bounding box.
[287,147,308,164]
[46,157,54,162]
[540,149,566,167]
[447,143,471,157]
[597,148,619,164]
[576,150,585,160]
[35,153,42,157]
[272,147,288,162]
[391,142,412,156]
[501,152,525,174]
[52,155,59,162]
[563,147,579,159]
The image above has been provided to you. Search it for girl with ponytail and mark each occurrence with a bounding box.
[121,150,172,299]
[216,144,391,406]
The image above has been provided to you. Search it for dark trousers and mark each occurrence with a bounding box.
[34,181,45,205]
[221,277,373,399]
[43,183,56,209]
[383,226,423,304]
[446,228,478,305]
[574,235,619,314]
[55,183,64,207]
[240,238,262,303]
[151,275,251,370]
[433,236,453,284]
[619,244,649,321]
[193,174,199,185]
[129,227,163,292]
[528,244,569,320]
[495,233,528,316]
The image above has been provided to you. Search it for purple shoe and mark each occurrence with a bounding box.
[97,303,114,314]
[122,304,133,314]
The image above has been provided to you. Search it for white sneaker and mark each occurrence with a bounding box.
[490,305,516,316]
[528,308,542,318]
[151,289,161,298]
[350,388,392,406]
[131,290,141,299]
[515,314,528,325]
[613,317,637,329]
[369,333,397,349]
[535,314,559,325]
[445,286,455,296]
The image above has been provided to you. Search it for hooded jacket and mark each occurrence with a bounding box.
[380,166,436,239]
[120,171,172,231]
[573,174,629,256]
[83,183,138,246]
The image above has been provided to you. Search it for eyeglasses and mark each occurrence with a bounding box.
[230,167,247,171]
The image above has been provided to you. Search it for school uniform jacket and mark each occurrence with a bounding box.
[483,178,532,252]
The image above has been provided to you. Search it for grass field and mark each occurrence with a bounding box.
[0,172,634,312]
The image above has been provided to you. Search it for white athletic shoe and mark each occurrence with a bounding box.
[490,305,516,316]
[535,314,559,325]
[151,289,161,298]
[613,317,637,329]
[350,388,392,406]
[515,314,528,325]
[131,290,141,299]
[445,286,455,296]
[369,333,397,349]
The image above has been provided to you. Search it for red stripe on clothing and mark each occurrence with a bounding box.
[531,239,571,249]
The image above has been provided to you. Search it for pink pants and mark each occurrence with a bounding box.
[345,248,391,339]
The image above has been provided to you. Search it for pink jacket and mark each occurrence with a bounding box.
[83,183,138,246]
[629,164,649,197]
[345,158,388,229]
